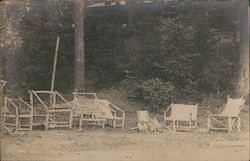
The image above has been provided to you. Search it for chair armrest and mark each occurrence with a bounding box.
[208,114,230,117]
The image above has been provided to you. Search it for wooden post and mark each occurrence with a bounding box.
[3,97,7,119]
[237,117,241,132]
[189,113,192,130]
[79,112,83,129]
[29,91,33,131]
[207,116,211,131]
[16,104,19,131]
[53,92,56,107]
[194,121,197,129]
[189,120,192,130]
[29,108,33,131]
[102,120,105,128]
[228,117,232,132]
[50,36,60,106]
[121,113,125,128]
[173,120,176,131]
[113,113,117,128]
[69,110,73,129]
[45,113,49,130]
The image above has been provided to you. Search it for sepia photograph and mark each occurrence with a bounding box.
[0,0,249,161]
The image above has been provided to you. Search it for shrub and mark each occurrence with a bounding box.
[123,78,175,111]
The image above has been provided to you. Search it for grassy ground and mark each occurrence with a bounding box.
[1,91,249,161]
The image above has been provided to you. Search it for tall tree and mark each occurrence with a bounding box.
[74,0,85,91]
[126,0,136,28]
[237,2,249,95]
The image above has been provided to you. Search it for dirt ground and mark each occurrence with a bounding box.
[1,112,249,161]
[1,93,249,161]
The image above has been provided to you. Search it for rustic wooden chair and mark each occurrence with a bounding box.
[30,90,73,130]
[207,96,245,132]
[72,92,105,129]
[164,103,198,131]
[3,97,33,131]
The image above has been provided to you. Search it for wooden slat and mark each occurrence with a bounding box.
[32,123,45,126]
[19,124,30,126]
[82,118,105,121]
[211,116,228,128]
[19,97,32,109]
[33,90,55,94]
[99,101,116,112]
[48,121,70,124]
[55,91,71,107]
[49,125,69,128]
[5,97,19,111]
[210,127,228,130]
[32,91,48,109]
[33,107,46,110]
[176,126,196,129]
[165,103,173,113]
[2,125,15,136]
[54,125,69,127]
[5,115,16,118]
[109,103,124,113]
[48,109,72,112]
[33,114,47,117]
[4,123,16,126]
[18,128,30,131]
[18,114,32,118]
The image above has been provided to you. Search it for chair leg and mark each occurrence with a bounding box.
[228,117,232,132]
[113,119,116,128]
[102,120,105,128]
[69,111,73,129]
[121,114,125,128]
[207,117,211,131]
[173,120,176,131]
[79,113,83,129]
[29,116,33,131]
[45,113,49,130]
[16,116,19,131]
[189,120,192,130]
[237,117,241,132]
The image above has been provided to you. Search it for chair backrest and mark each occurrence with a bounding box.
[170,104,198,121]
[98,99,115,119]
[220,96,245,117]
[137,111,149,123]
[73,93,99,113]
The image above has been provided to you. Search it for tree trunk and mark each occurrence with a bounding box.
[74,0,85,91]
[127,0,136,28]
[237,3,249,95]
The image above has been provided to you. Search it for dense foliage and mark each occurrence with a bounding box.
[0,1,243,110]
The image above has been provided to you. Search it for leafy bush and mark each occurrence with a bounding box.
[123,78,175,111]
